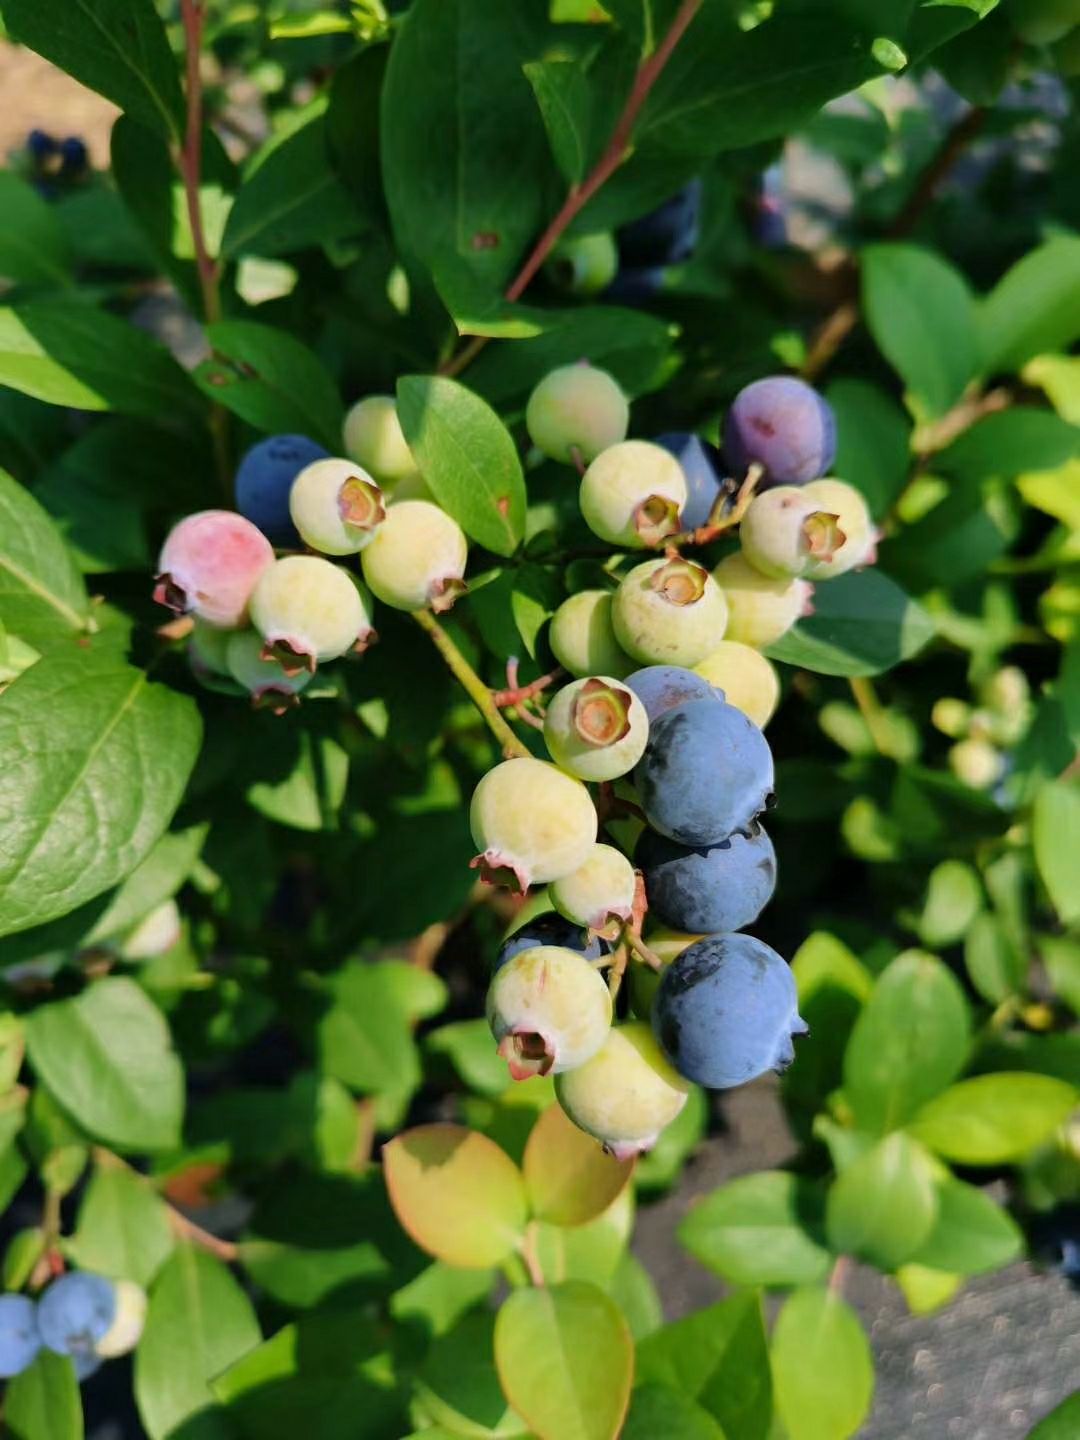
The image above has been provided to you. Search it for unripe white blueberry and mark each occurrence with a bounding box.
[555,1021,690,1158]
[949,738,1005,789]
[739,485,845,579]
[800,479,876,579]
[579,440,687,548]
[470,757,598,891]
[548,591,634,679]
[713,551,812,649]
[526,363,629,464]
[546,232,619,296]
[613,557,728,667]
[251,555,375,672]
[694,640,780,728]
[95,1280,147,1359]
[342,395,419,485]
[360,500,467,613]
[550,843,636,929]
[544,676,650,782]
[226,629,313,711]
[487,945,612,1080]
[289,457,385,556]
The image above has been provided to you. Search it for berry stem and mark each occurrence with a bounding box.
[624,930,665,971]
[847,676,893,756]
[412,609,532,759]
[491,665,565,708]
[829,1254,850,1295]
[666,463,764,549]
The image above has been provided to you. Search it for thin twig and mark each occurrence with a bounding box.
[94,1149,238,1262]
[177,0,221,325]
[829,1255,850,1295]
[848,676,893,756]
[625,930,665,971]
[413,609,532,758]
[491,666,565,708]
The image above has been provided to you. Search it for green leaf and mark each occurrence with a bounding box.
[195,321,343,449]
[425,1017,511,1097]
[1033,781,1080,924]
[825,1133,938,1271]
[4,1349,83,1440]
[907,1073,1079,1163]
[979,236,1080,376]
[826,378,912,520]
[862,243,978,418]
[495,1281,634,1440]
[396,375,526,556]
[0,0,184,139]
[843,951,971,1134]
[25,978,184,1151]
[678,1171,832,1287]
[135,1244,261,1440]
[783,933,874,1127]
[964,912,1025,1005]
[66,1162,174,1286]
[771,1287,874,1440]
[916,859,983,948]
[935,409,1080,480]
[906,1175,1023,1276]
[609,1253,663,1342]
[880,472,1020,594]
[0,302,204,421]
[766,569,936,678]
[391,1260,495,1340]
[621,1386,725,1440]
[414,1309,523,1436]
[0,648,202,937]
[0,173,71,287]
[83,823,207,945]
[1029,1390,1080,1439]
[522,1102,634,1227]
[1023,354,1080,424]
[894,1263,961,1316]
[0,469,90,651]
[246,733,349,833]
[524,58,593,185]
[221,113,366,260]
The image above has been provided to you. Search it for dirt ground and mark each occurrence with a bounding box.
[0,44,118,165]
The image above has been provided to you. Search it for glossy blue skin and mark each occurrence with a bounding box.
[723,376,836,486]
[0,1294,42,1378]
[495,912,610,971]
[637,699,774,847]
[655,433,728,530]
[626,666,721,725]
[37,1273,115,1357]
[234,434,328,543]
[652,933,807,1089]
[637,825,776,934]
[618,180,703,267]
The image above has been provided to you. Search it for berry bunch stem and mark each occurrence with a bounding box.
[412,609,532,758]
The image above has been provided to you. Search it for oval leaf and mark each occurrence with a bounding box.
[825,1133,938,1271]
[384,1124,527,1268]
[907,1073,1079,1164]
[907,1175,1023,1276]
[196,321,343,450]
[1030,1391,1080,1440]
[0,468,90,650]
[4,1349,82,1440]
[979,235,1080,375]
[523,1103,634,1227]
[767,569,935,677]
[678,1171,832,1287]
[397,375,526,557]
[495,1280,633,1440]
[621,1384,725,1440]
[1034,780,1080,925]
[771,1286,874,1440]
[66,1162,175,1287]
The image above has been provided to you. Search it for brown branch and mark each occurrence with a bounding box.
[888,105,988,240]
[801,297,859,384]
[177,1,221,325]
[94,1148,238,1263]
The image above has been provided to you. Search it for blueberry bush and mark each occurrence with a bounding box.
[0,1,1078,1436]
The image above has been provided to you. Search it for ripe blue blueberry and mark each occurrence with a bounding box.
[636,697,774,847]
[27,130,57,162]
[723,376,836,485]
[496,911,610,971]
[603,266,666,306]
[59,137,89,177]
[652,933,808,1088]
[636,824,776,934]
[37,1272,116,1358]
[0,1294,42,1378]
[618,180,703,267]
[655,433,728,530]
[234,434,329,543]
[625,664,721,724]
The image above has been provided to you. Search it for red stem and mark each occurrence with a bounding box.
[491,666,565,708]
[178,0,221,324]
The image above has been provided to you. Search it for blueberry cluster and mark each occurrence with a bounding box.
[24,130,89,198]
[0,1271,145,1383]
[153,399,468,707]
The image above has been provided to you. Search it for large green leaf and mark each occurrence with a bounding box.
[195,321,343,449]
[413,1309,524,1436]
[906,1175,1023,1276]
[979,236,1080,375]
[826,378,912,520]
[397,375,527,556]
[907,1073,1079,1164]
[0,469,91,651]
[1033,780,1080,925]
[0,173,71,288]
[0,0,184,139]
[66,1162,175,1285]
[25,978,185,1151]
[766,569,936,677]
[495,1281,634,1440]
[825,1133,938,1271]
[0,648,202,937]
[4,1349,83,1440]
[622,1386,725,1440]
[771,1287,873,1440]
[678,1171,832,1287]
[1029,1391,1080,1439]
[135,1244,261,1440]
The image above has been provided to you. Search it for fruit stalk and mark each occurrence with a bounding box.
[412,609,532,759]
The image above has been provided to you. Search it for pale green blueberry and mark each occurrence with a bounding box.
[361,500,467,612]
[984,665,1029,715]
[226,629,313,710]
[739,485,846,579]
[800,479,876,579]
[289,457,385,556]
[548,591,635,679]
[486,944,612,1080]
[931,698,971,739]
[251,555,375,672]
[612,557,728,667]
[950,738,1005,789]
[470,757,598,891]
[555,1021,689,1158]
[544,676,650,782]
[187,618,233,677]
[95,1281,147,1359]
[546,232,619,296]
[120,900,181,960]
[526,363,629,464]
[550,843,636,929]
[342,395,419,485]
[694,640,780,728]
[579,440,687,548]
[713,551,812,649]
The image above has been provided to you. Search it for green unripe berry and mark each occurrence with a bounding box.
[550,843,636,929]
[470,757,598,891]
[342,395,419,486]
[226,629,314,711]
[546,232,619,295]
[713,551,812,649]
[613,557,728,667]
[548,591,635,679]
[800,479,876,579]
[526,363,629,464]
[694,640,780,728]
[487,945,612,1080]
[555,1021,690,1158]
[544,676,650,782]
[188,618,234,678]
[289,458,385,556]
[579,440,687,548]
[360,500,468,612]
[251,555,375,672]
[950,738,1005,789]
[931,698,971,739]
[739,485,846,579]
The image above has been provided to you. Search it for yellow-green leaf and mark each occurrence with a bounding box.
[523,1103,634,1227]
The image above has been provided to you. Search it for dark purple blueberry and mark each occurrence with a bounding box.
[495,911,610,971]
[618,180,703,267]
[723,376,836,486]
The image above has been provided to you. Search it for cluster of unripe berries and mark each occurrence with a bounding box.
[154,398,468,707]
[933,665,1032,791]
[0,1271,145,1382]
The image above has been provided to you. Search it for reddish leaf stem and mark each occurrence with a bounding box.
[491,665,566,708]
[178,0,221,325]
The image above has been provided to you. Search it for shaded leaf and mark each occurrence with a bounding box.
[771,1287,873,1440]
[195,320,343,449]
[767,569,935,678]
[826,1133,938,1271]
